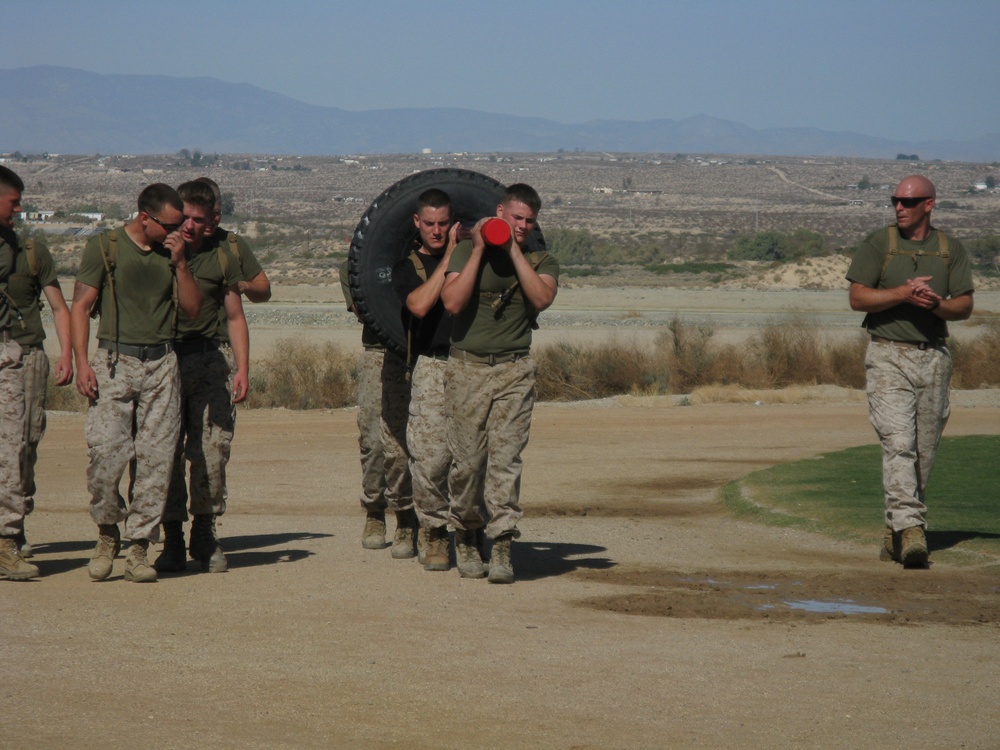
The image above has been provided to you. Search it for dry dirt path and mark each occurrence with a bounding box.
[3,396,999,749]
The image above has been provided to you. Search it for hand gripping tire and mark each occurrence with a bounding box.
[347,168,546,358]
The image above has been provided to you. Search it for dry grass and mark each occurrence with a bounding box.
[45,382,88,413]
[38,321,1000,412]
[536,318,1000,400]
[247,338,356,410]
[534,339,669,402]
[952,319,1000,388]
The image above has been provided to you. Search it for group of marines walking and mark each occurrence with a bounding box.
[0,165,974,584]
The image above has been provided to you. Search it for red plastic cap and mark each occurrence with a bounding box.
[482,218,512,246]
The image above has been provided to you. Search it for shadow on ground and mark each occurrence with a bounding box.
[514,540,615,581]
[29,531,333,577]
[928,530,1000,553]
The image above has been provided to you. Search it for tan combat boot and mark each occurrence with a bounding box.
[88,524,121,581]
[391,508,419,559]
[488,535,515,584]
[423,525,450,572]
[900,526,929,568]
[362,510,388,549]
[124,539,157,583]
[455,529,486,579]
[0,536,39,580]
[190,514,227,573]
[879,527,901,562]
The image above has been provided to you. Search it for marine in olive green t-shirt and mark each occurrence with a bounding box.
[446,240,560,355]
[181,234,242,342]
[77,227,178,346]
[846,226,974,343]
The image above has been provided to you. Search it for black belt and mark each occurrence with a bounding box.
[174,338,223,356]
[98,340,173,361]
[449,347,529,366]
[871,336,944,351]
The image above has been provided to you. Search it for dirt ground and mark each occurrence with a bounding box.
[3,392,999,749]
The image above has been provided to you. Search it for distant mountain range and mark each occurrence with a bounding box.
[2,66,998,162]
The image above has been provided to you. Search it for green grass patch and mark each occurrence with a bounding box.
[722,435,1000,565]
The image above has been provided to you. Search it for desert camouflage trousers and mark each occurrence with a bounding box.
[380,351,412,513]
[0,339,27,537]
[164,346,235,522]
[407,356,451,528]
[20,347,49,509]
[85,350,181,541]
[445,355,536,540]
[865,339,952,531]
[356,349,387,511]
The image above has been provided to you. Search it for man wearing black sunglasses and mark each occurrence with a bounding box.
[71,183,204,583]
[846,175,974,569]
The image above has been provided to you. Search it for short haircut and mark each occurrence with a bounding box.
[502,183,541,213]
[417,188,452,213]
[177,180,217,211]
[0,165,25,193]
[137,183,183,216]
[194,176,222,204]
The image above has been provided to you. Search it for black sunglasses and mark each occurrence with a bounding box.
[891,196,931,208]
[145,212,182,233]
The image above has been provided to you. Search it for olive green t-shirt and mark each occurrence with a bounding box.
[0,229,16,331]
[178,236,242,341]
[77,227,178,346]
[447,240,560,355]
[9,236,58,346]
[846,225,974,343]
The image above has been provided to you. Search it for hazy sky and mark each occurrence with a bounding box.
[6,0,999,143]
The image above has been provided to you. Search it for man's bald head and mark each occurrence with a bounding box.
[895,175,936,200]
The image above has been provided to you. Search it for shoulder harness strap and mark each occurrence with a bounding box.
[221,232,241,279]
[404,251,431,379]
[24,238,38,277]
[97,230,120,355]
[881,225,951,276]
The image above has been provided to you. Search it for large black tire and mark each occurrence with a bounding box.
[348,168,546,358]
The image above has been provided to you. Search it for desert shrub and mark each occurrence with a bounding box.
[546,227,596,263]
[534,339,669,401]
[952,319,1000,388]
[728,230,826,262]
[657,318,715,394]
[247,339,356,409]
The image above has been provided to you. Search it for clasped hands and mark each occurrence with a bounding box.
[905,276,941,310]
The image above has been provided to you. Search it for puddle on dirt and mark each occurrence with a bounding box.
[574,566,1000,624]
[782,600,888,615]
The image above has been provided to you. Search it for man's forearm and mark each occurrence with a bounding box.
[174,262,204,320]
[406,260,450,318]
[240,271,271,303]
[933,293,974,321]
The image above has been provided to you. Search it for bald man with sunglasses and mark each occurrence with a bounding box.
[847,175,973,568]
